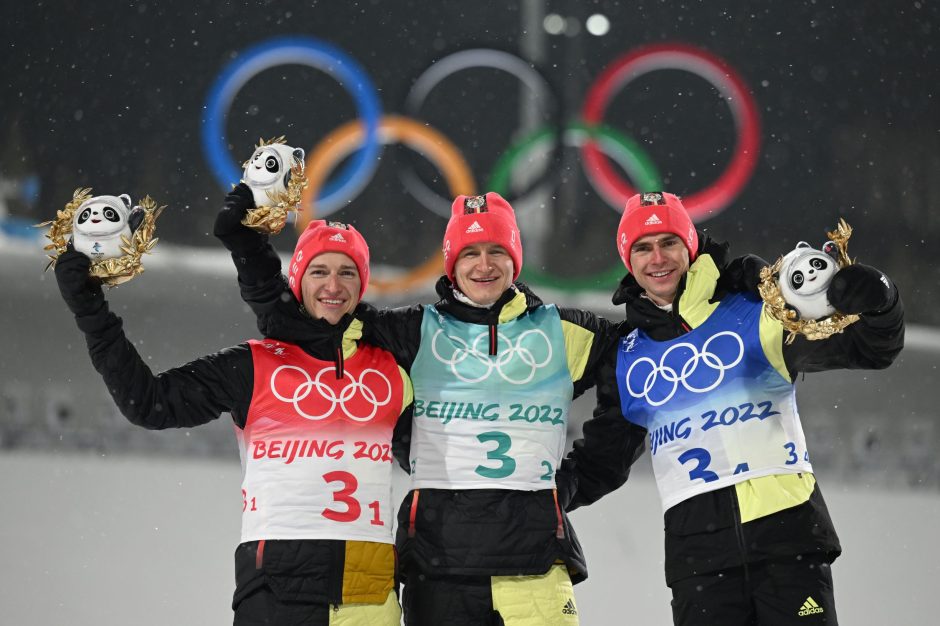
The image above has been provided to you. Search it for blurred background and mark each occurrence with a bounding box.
[1,1,938,624]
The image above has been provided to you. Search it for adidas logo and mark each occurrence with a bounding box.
[644,213,663,225]
[798,596,824,617]
[328,233,347,243]
[561,598,578,616]
[465,221,484,233]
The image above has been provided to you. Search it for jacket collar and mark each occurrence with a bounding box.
[433,275,543,325]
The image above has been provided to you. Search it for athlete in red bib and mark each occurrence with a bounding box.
[54,202,412,626]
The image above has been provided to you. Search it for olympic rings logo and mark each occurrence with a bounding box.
[625,331,745,407]
[202,38,760,292]
[270,364,393,422]
[430,329,553,385]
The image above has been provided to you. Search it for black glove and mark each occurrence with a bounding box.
[826,263,896,315]
[713,254,769,301]
[54,243,104,317]
[213,183,264,254]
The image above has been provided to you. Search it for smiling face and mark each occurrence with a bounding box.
[73,198,129,237]
[628,233,691,306]
[453,242,514,306]
[300,252,362,325]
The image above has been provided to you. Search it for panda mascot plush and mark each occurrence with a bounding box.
[777,241,841,320]
[71,194,145,261]
[241,142,305,209]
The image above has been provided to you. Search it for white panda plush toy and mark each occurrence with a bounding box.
[777,241,841,320]
[71,194,145,261]
[241,142,305,208]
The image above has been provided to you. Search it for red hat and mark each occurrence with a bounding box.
[442,192,523,282]
[616,191,698,273]
[287,220,371,302]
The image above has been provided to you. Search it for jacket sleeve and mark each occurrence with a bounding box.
[559,340,648,511]
[557,307,620,399]
[780,289,905,377]
[73,298,254,430]
[359,305,425,371]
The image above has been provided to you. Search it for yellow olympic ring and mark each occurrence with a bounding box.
[300,115,477,294]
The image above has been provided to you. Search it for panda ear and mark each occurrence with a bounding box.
[795,241,810,249]
[119,194,132,210]
[292,148,305,162]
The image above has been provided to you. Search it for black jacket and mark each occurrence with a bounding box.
[563,234,905,584]
[251,273,620,584]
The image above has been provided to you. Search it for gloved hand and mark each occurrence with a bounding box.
[826,263,896,315]
[54,242,104,317]
[213,183,264,253]
[713,254,769,301]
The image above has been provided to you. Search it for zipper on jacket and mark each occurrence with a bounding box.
[407,490,420,538]
[728,488,751,584]
[488,322,497,356]
[255,539,266,569]
[551,489,565,539]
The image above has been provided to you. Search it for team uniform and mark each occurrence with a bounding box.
[564,234,905,626]
[257,276,621,625]
[55,245,413,625]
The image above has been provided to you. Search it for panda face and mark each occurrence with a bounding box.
[73,197,129,237]
[778,244,839,320]
[241,143,306,208]
[243,147,284,187]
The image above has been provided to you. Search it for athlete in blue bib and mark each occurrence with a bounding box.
[563,192,904,626]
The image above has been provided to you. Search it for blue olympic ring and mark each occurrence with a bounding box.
[201,36,382,214]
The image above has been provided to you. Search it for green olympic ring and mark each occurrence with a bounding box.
[485,123,662,292]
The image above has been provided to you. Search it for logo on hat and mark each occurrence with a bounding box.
[645,213,663,226]
[642,192,665,205]
[328,232,347,243]
[464,195,487,213]
[465,221,484,233]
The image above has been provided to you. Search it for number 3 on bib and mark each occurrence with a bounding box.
[475,431,516,479]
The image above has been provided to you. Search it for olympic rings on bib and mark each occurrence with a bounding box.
[430,328,553,385]
[402,48,563,218]
[270,364,393,422]
[201,36,382,214]
[485,122,663,291]
[298,115,477,293]
[625,331,745,407]
[581,43,761,220]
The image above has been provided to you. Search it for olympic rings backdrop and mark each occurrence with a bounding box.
[201,36,761,293]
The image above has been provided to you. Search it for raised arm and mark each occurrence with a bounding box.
[54,247,254,429]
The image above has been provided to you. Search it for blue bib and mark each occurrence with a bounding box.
[616,293,812,510]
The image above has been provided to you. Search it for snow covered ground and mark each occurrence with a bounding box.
[2,451,938,625]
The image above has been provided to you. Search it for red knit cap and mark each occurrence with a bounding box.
[616,191,698,273]
[442,192,523,282]
[287,220,371,302]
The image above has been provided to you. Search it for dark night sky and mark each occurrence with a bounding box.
[2,1,938,322]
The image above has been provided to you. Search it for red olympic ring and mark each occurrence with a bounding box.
[581,43,761,220]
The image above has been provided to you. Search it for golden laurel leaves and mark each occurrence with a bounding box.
[36,188,166,286]
[757,218,860,344]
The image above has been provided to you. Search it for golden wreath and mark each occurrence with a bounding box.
[757,218,860,344]
[240,136,308,235]
[36,188,165,286]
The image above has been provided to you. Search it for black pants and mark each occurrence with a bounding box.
[402,573,505,626]
[234,585,330,626]
[670,555,837,626]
